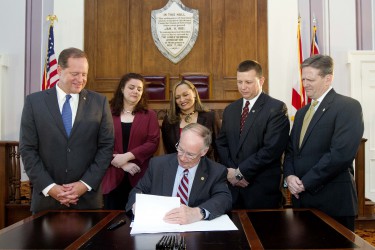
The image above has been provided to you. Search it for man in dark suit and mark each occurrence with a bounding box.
[284,55,364,231]
[216,60,290,209]
[126,123,231,225]
[20,47,114,213]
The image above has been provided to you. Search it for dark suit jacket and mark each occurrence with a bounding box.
[161,111,221,160]
[101,109,160,194]
[19,87,114,213]
[216,92,290,208]
[284,89,364,217]
[125,154,232,220]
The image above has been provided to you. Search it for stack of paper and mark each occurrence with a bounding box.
[130,194,238,234]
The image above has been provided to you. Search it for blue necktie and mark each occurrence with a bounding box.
[62,95,72,137]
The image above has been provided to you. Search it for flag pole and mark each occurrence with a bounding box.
[42,15,58,90]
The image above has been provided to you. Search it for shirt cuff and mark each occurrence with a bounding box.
[204,208,210,220]
[42,183,56,196]
[80,180,92,191]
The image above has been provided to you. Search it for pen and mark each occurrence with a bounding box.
[107,218,126,230]
[156,235,166,249]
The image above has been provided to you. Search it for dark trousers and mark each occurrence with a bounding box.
[103,176,132,210]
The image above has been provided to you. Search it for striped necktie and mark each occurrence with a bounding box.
[240,101,250,133]
[177,169,189,205]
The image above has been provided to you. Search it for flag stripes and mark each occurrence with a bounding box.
[42,25,59,90]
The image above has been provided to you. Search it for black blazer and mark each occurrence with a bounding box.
[20,87,114,213]
[161,111,221,160]
[126,154,232,220]
[284,89,364,217]
[216,92,290,208]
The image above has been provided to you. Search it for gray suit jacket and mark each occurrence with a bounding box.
[20,87,114,213]
[126,154,232,220]
[284,89,364,217]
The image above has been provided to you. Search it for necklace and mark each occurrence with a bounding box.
[123,109,133,114]
[181,111,195,123]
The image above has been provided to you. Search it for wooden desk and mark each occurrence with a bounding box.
[0,209,373,249]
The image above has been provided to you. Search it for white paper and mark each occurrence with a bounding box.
[131,193,181,234]
[130,194,238,234]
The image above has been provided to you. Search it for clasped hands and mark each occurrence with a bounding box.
[227,168,249,188]
[286,175,305,199]
[48,181,88,207]
[112,153,140,176]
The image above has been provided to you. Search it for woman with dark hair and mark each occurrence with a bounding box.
[101,73,160,209]
[161,80,220,160]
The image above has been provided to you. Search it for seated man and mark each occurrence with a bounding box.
[126,123,232,225]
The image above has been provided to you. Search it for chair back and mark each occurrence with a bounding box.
[180,73,212,99]
[143,74,170,100]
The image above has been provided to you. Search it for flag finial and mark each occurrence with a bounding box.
[312,13,317,24]
[46,15,58,26]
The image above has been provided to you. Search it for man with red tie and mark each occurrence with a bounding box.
[126,123,231,225]
[216,60,290,209]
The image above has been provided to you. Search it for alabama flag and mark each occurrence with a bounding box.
[291,19,307,112]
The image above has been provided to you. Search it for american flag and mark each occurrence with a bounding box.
[42,25,59,90]
[310,25,320,56]
[291,18,307,112]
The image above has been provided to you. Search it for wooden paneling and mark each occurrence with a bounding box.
[84,0,268,100]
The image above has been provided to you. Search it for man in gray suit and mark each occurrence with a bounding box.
[20,47,114,213]
[126,123,231,225]
[284,55,364,231]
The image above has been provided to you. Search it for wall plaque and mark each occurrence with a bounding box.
[151,0,199,64]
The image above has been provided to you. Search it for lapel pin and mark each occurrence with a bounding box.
[252,110,255,113]
[83,97,86,100]
[322,108,325,112]
[201,177,204,181]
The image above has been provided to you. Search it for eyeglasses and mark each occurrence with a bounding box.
[175,142,201,160]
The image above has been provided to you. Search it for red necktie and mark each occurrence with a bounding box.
[240,101,250,133]
[177,169,189,205]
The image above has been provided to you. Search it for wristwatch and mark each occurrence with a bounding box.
[199,207,206,220]
[235,169,244,181]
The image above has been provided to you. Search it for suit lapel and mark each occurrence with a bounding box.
[196,112,206,125]
[164,156,179,196]
[237,93,265,153]
[299,89,335,149]
[230,99,243,138]
[70,89,89,138]
[189,157,208,205]
[44,87,67,137]
[295,106,308,149]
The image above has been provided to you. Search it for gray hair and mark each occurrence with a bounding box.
[181,123,212,149]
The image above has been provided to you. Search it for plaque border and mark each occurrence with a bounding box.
[151,0,199,64]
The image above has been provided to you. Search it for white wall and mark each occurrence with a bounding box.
[0,0,26,140]
[53,0,85,56]
[326,0,357,96]
[268,0,298,117]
